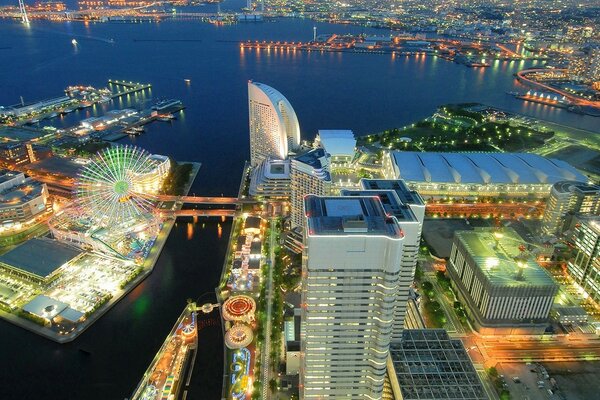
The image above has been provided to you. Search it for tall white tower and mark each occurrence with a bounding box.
[300,194,404,399]
[19,0,29,24]
[247,81,300,166]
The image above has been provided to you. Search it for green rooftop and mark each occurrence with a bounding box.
[456,228,556,288]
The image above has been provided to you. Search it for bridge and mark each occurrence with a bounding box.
[165,209,236,217]
[151,194,240,205]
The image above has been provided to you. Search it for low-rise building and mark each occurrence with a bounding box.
[383,151,587,200]
[0,170,50,227]
[249,158,291,198]
[314,129,356,167]
[388,329,487,400]
[447,228,558,334]
[0,237,83,287]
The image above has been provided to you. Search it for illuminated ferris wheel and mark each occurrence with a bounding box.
[75,145,157,224]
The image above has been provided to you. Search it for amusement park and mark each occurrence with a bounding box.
[0,144,200,342]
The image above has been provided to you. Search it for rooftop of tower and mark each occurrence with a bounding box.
[304,195,403,238]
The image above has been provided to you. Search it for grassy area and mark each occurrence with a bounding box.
[55,140,111,157]
[419,280,446,328]
[358,104,554,152]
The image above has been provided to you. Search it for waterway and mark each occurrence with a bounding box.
[0,13,599,400]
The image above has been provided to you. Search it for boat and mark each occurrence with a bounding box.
[184,79,191,84]
[71,39,78,46]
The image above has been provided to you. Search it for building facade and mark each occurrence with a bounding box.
[249,158,291,198]
[248,81,300,166]
[300,195,404,399]
[541,181,600,236]
[447,228,558,334]
[567,216,600,303]
[382,151,587,200]
[0,170,49,228]
[290,148,331,229]
[343,179,425,341]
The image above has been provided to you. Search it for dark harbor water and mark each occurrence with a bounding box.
[0,14,599,400]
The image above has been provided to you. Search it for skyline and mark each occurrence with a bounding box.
[2,2,600,399]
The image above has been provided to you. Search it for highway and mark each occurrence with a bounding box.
[516,69,600,109]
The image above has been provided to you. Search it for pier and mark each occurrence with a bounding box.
[107,79,152,98]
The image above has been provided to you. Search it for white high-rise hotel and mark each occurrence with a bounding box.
[248,81,301,166]
[301,194,405,399]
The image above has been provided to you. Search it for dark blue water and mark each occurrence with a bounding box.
[1,15,600,400]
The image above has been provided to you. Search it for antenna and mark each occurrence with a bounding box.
[18,0,29,24]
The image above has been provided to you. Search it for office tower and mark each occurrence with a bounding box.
[290,148,331,229]
[447,228,558,334]
[300,195,404,399]
[567,215,600,302]
[343,179,424,341]
[247,81,300,166]
[541,181,600,236]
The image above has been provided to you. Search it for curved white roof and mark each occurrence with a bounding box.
[316,130,356,157]
[390,152,587,185]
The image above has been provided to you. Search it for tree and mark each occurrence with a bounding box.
[269,378,278,393]
[422,281,433,292]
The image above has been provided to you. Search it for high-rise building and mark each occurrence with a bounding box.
[567,215,600,302]
[300,195,404,399]
[447,228,558,334]
[247,81,300,166]
[343,179,424,341]
[541,181,600,236]
[290,148,331,229]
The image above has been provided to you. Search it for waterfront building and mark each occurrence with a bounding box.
[248,81,300,166]
[249,158,291,198]
[0,143,52,167]
[0,96,72,118]
[0,170,50,227]
[447,228,558,334]
[300,195,404,399]
[541,181,600,236]
[382,151,587,200]
[132,154,171,195]
[313,129,356,167]
[290,148,331,229]
[0,237,82,288]
[387,329,487,400]
[567,215,600,303]
[342,179,424,341]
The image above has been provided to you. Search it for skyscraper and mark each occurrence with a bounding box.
[567,215,600,302]
[541,181,600,236]
[248,81,300,166]
[343,178,425,341]
[290,148,331,229]
[300,194,404,399]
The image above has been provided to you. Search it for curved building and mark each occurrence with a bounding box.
[248,81,300,166]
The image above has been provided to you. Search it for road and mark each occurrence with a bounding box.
[516,69,600,109]
[261,217,276,400]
